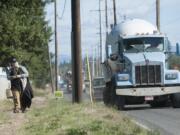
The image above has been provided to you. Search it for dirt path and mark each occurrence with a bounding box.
[0,97,47,135]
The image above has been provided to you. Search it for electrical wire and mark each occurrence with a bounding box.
[57,0,67,20]
[163,17,180,28]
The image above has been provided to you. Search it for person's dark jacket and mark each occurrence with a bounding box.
[21,78,34,109]
[8,66,29,91]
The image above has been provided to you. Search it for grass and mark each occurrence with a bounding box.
[0,100,12,125]
[0,88,160,135]
[20,97,159,135]
[32,87,50,97]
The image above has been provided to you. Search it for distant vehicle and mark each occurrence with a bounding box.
[64,71,72,93]
[59,79,67,90]
[102,19,180,109]
[0,67,10,100]
[92,77,105,101]
[84,79,90,93]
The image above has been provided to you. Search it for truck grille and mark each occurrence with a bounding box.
[135,65,161,85]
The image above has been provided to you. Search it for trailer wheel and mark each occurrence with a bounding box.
[171,93,180,108]
[103,82,111,105]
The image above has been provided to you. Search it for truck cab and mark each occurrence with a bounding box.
[102,19,180,109]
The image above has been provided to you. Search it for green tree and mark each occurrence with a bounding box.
[0,0,53,88]
[169,55,180,69]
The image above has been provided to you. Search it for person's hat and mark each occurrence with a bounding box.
[11,57,17,63]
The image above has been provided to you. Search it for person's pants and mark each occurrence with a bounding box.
[11,89,21,111]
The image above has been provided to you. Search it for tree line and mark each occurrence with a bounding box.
[0,0,53,88]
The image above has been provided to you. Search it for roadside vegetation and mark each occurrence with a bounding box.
[0,0,53,88]
[0,89,160,135]
[0,100,12,124]
[19,96,159,135]
[169,54,180,69]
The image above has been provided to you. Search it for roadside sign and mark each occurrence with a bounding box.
[55,90,63,98]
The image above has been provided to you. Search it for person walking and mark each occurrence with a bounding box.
[8,57,29,113]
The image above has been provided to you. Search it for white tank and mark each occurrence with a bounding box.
[114,19,158,36]
[106,19,160,50]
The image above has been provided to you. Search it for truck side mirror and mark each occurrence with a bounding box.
[176,43,180,56]
[107,45,112,58]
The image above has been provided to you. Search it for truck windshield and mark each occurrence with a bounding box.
[123,37,164,53]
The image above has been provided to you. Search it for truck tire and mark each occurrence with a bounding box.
[171,93,180,108]
[115,95,125,110]
[103,82,111,105]
[109,78,125,110]
[110,82,116,105]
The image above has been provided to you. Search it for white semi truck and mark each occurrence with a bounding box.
[102,19,180,109]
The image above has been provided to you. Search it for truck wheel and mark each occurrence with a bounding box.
[171,93,180,108]
[110,82,116,105]
[115,95,125,110]
[109,79,125,110]
[103,82,111,105]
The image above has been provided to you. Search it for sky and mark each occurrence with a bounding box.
[45,0,180,62]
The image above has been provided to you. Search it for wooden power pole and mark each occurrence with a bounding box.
[99,0,103,67]
[48,45,55,94]
[105,0,108,35]
[71,0,82,103]
[54,0,59,91]
[156,0,160,31]
[113,0,117,25]
[105,0,108,58]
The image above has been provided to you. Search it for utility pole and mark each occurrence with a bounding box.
[54,0,59,91]
[156,0,160,31]
[105,0,108,35]
[99,0,103,67]
[92,47,95,78]
[48,45,55,94]
[113,0,117,25]
[71,0,82,103]
[105,0,108,58]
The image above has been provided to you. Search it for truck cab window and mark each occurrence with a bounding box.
[123,37,164,53]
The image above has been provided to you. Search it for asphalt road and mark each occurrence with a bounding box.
[123,105,180,135]
[63,90,180,135]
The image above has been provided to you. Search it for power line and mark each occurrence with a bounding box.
[163,17,180,28]
[58,0,67,20]
[129,1,152,10]
[115,1,155,20]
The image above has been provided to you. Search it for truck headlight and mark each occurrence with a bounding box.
[117,74,129,81]
[165,73,178,80]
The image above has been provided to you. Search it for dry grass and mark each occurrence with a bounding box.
[20,97,159,135]
[0,88,160,135]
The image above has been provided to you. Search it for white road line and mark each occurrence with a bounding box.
[131,119,151,131]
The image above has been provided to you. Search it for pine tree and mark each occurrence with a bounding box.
[0,0,53,87]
